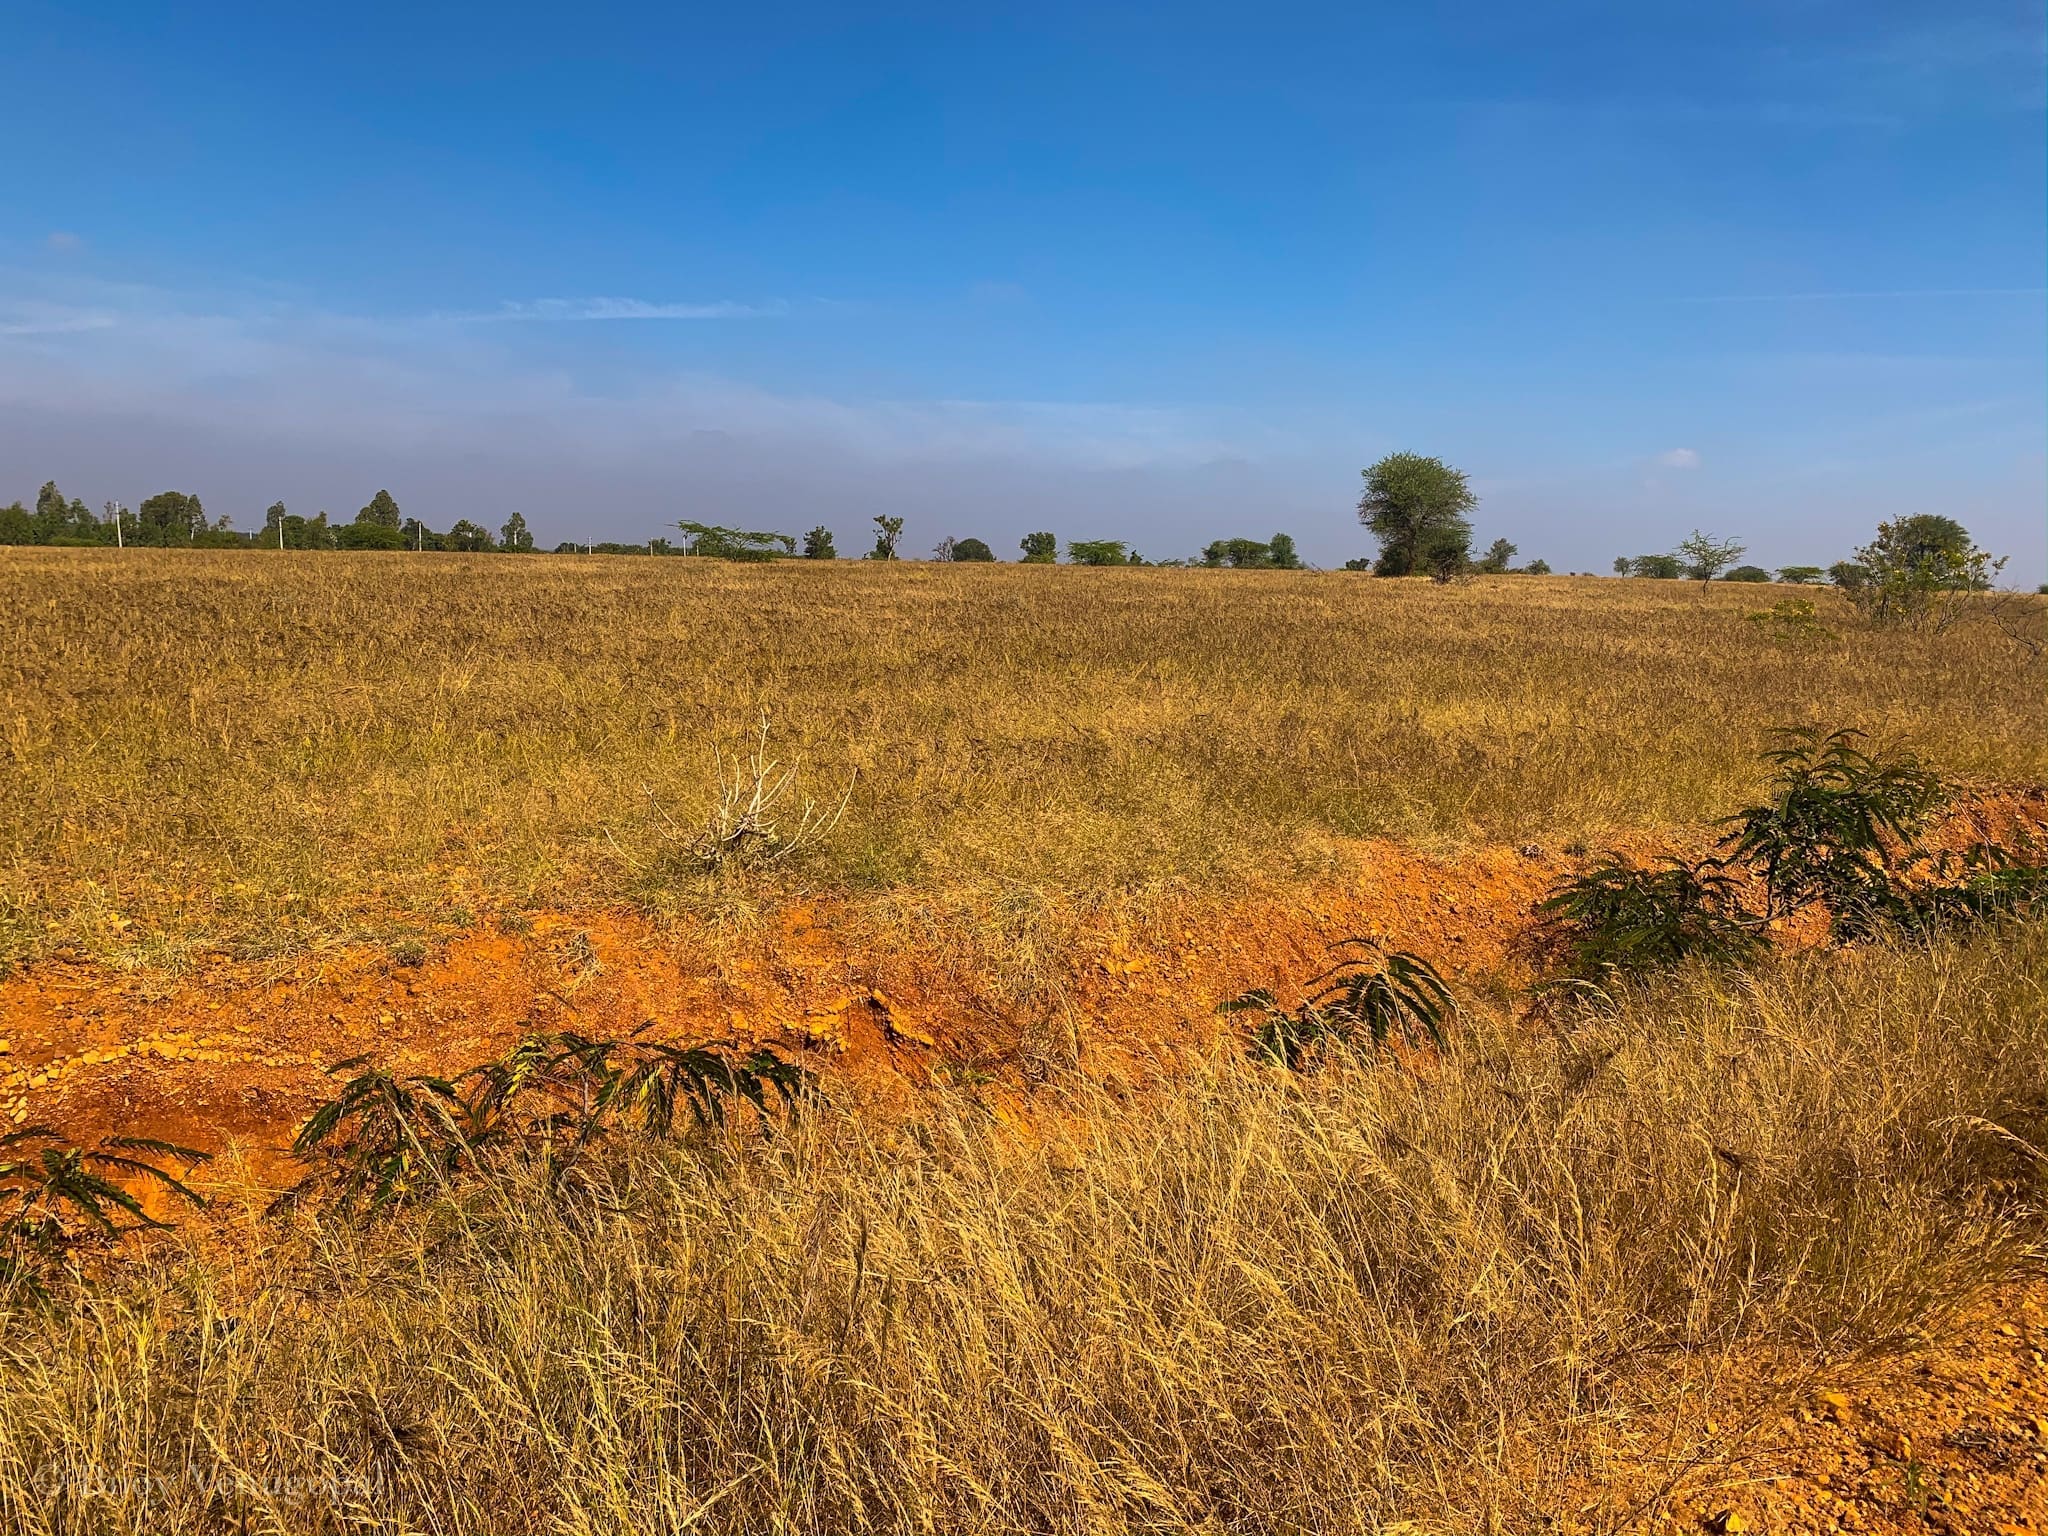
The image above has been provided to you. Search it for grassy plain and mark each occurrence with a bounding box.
[1,921,2041,1533]
[3,549,2047,1533]
[3,548,2043,970]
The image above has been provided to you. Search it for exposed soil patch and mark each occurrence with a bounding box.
[3,790,2041,1179]
[1631,1277,2048,1532]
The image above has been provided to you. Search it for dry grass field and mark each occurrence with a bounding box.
[4,548,2042,972]
[3,548,2047,1534]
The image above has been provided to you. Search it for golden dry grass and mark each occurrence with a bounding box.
[0,921,2041,1534]
[3,549,2043,969]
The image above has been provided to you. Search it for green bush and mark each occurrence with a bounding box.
[1538,727,2038,982]
[1718,727,1941,928]
[1537,856,1764,979]
[2,1129,207,1297]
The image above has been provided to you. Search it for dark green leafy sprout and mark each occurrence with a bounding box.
[1,1128,209,1296]
[1535,725,2032,986]
[1225,940,1455,1071]
[286,1029,815,1215]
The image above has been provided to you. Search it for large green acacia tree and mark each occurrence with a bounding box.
[1357,454,1474,576]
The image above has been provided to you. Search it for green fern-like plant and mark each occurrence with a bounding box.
[286,1060,481,1214]
[0,1128,208,1296]
[286,1029,814,1214]
[1717,726,1942,927]
[1225,940,1455,1070]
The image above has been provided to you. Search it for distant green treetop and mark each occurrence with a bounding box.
[357,489,403,530]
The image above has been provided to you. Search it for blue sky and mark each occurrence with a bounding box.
[2,0,2042,575]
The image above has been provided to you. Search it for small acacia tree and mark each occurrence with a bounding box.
[1202,537,1269,568]
[867,515,904,561]
[678,521,795,560]
[1067,539,1128,566]
[1476,537,1517,574]
[1677,530,1746,589]
[1840,515,2004,630]
[1357,453,1475,576]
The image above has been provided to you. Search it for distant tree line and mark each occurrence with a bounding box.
[1611,515,2008,616]
[0,480,1339,572]
[0,482,543,554]
[12,471,2008,608]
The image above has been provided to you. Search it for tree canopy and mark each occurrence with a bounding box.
[677,521,795,560]
[1475,538,1517,575]
[866,515,905,560]
[1677,530,1746,587]
[357,489,403,530]
[1357,454,1475,576]
[137,490,207,547]
[1838,515,2004,627]
[1200,533,1303,569]
[1067,539,1129,566]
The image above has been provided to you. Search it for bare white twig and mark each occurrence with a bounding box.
[655,712,855,874]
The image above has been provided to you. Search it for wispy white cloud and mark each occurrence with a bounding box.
[1656,447,1700,469]
[1678,287,2047,304]
[458,297,785,323]
[0,271,1328,563]
[0,273,1255,472]
[0,302,115,336]
[45,231,83,254]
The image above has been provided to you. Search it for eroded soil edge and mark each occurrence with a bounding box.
[4,789,2042,1171]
